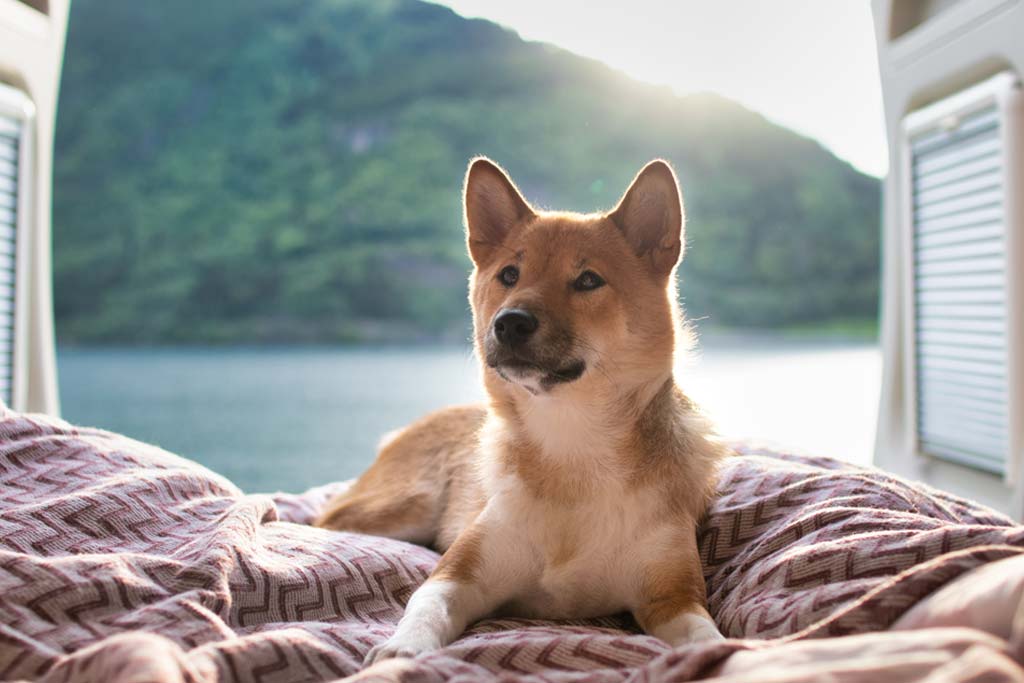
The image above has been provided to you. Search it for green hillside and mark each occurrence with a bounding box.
[53,0,881,344]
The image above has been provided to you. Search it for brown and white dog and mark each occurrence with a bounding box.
[316,157,726,664]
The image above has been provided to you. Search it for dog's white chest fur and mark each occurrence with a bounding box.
[477,405,672,618]
[496,482,666,619]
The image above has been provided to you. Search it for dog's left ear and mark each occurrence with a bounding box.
[608,160,684,276]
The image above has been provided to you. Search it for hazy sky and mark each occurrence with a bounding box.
[431,0,889,178]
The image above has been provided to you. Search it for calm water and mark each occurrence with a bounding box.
[57,339,881,493]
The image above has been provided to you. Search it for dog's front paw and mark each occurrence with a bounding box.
[679,615,725,644]
[364,632,441,666]
[652,612,725,647]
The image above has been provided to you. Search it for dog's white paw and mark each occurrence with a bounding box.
[653,612,725,647]
[363,631,440,666]
[680,615,725,644]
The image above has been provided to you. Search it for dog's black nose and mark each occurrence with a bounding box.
[493,308,538,346]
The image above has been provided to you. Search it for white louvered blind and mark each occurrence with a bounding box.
[0,110,19,407]
[907,75,1019,475]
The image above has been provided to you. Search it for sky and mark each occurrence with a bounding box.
[431,0,889,178]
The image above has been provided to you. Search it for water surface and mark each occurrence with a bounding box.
[58,339,880,493]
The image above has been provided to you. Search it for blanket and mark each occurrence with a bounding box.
[0,406,1022,682]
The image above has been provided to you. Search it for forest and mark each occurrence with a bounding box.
[53,0,881,344]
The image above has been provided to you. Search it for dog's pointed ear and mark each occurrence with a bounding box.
[464,157,534,266]
[608,160,684,276]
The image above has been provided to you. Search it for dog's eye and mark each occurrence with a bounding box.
[573,270,605,292]
[498,265,519,288]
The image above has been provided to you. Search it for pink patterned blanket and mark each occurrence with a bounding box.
[1,406,1022,682]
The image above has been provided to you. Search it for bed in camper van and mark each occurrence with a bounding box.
[1,1,1023,681]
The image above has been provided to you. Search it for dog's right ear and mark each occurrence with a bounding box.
[464,157,534,266]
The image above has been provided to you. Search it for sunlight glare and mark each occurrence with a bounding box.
[431,0,888,177]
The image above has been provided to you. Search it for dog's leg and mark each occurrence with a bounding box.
[364,513,533,665]
[314,489,440,546]
[315,406,485,549]
[631,525,724,647]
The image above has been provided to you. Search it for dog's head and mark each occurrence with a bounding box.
[465,157,686,401]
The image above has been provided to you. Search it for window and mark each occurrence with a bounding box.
[0,82,33,409]
[902,71,1024,476]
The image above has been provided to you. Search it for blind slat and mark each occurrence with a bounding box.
[914,153,1001,192]
[916,238,1004,264]
[918,386,1009,417]
[917,272,1005,291]
[915,188,1003,221]
[914,171,1000,208]
[916,255,1004,277]
[916,328,1006,349]
[919,440,1005,474]
[916,223,1003,249]
[914,130,1001,176]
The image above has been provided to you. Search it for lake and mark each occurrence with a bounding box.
[57,338,881,493]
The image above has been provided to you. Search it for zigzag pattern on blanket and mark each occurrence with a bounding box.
[0,406,1022,682]
[701,444,1024,639]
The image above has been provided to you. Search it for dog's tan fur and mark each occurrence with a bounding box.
[316,157,726,663]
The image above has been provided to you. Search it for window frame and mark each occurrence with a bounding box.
[0,80,36,410]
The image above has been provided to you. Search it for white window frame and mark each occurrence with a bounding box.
[899,71,1024,488]
[0,81,36,411]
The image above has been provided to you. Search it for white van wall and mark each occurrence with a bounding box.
[0,0,69,415]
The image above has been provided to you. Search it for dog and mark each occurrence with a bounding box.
[315,157,726,664]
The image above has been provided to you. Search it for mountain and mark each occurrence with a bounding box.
[53,0,881,344]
